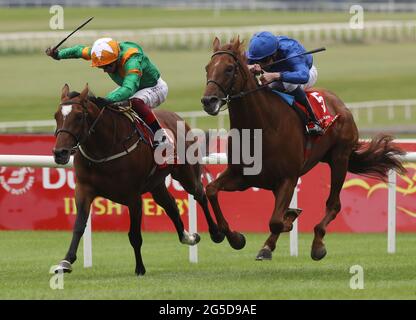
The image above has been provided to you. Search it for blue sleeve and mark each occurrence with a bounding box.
[280,56,310,84]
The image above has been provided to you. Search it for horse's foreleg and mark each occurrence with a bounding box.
[206,170,248,250]
[195,191,225,244]
[256,178,297,261]
[55,183,95,273]
[172,165,224,244]
[128,197,145,276]
[151,184,200,246]
[311,150,349,261]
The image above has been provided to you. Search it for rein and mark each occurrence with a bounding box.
[207,50,274,104]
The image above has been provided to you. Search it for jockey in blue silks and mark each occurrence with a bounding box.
[247,31,324,135]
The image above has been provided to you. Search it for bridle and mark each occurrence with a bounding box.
[55,99,106,151]
[206,50,277,105]
[206,50,246,104]
[55,98,143,163]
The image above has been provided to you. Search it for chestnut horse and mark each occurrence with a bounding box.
[53,84,223,275]
[201,38,406,261]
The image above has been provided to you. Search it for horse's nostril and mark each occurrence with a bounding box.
[209,97,219,105]
[202,96,212,106]
[202,96,219,107]
[54,148,69,157]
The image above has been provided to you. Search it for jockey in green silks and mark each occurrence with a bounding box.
[46,37,172,149]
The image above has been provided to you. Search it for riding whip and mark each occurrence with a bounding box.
[52,17,94,51]
[262,47,326,70]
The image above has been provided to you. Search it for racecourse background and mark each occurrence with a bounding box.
[1,6,416,300]
[0,8,415,133]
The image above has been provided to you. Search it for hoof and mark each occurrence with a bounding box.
[227,232,246,250]
[181,231,200,245]
[54,260,72,274]
[193,233,201,245]
[255,248,272,261]
[311,246,327,261]
[135,266,146,276]
[210,231,225,244]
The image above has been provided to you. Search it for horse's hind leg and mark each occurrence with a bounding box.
[151,183,200,246]
[172,164,225,244]
[128,197,145,276]
[311,148,349,261]
[256,178,298,260]
[54,183,95,273]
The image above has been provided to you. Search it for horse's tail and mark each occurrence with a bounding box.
[348,134,407,181]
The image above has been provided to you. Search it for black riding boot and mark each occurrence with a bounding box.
[291,87,324,135]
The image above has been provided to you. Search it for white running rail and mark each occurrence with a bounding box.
[0,152,415,266]
[1,20,415,53]
[1,99,416,132]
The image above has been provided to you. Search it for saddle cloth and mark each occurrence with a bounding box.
[116,104,177,167]
[271,89,339,132]
[117,105,155,147]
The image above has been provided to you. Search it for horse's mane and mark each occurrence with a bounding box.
[217,37,247,65]
[214,37,255,88]
[68,91,81,99]
[68,90,99,105]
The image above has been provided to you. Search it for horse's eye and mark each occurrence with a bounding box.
[225,65,234,74]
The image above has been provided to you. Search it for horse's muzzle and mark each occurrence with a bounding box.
[53,148,71,165]
[201,95,224,116]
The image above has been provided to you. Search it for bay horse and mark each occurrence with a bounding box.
[53,84,223,275]
[201,37,406,261]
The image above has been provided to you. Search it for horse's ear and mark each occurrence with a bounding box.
[61,84,69,100]
[213,37,220,52]
[232,35,241,50]
[237,37,246,55]
[80,83,89,101]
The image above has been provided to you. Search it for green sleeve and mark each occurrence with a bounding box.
[105,55,142,102]
[57,45,91,60]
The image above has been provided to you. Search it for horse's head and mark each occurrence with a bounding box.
[202,36,248,116]
[53,83,91,164]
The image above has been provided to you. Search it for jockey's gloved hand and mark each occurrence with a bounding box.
[248,64,262,75]
[95,97,112,108]
[45,47,60,60]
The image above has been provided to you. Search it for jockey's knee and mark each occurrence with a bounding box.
[130,98,152,115]
[283,82,299,93]
[268,80,285,92]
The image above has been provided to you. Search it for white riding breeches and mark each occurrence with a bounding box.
[111,77,169,108]
[282,65,318,92]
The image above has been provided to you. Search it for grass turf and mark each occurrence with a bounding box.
[0,231,415,299]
